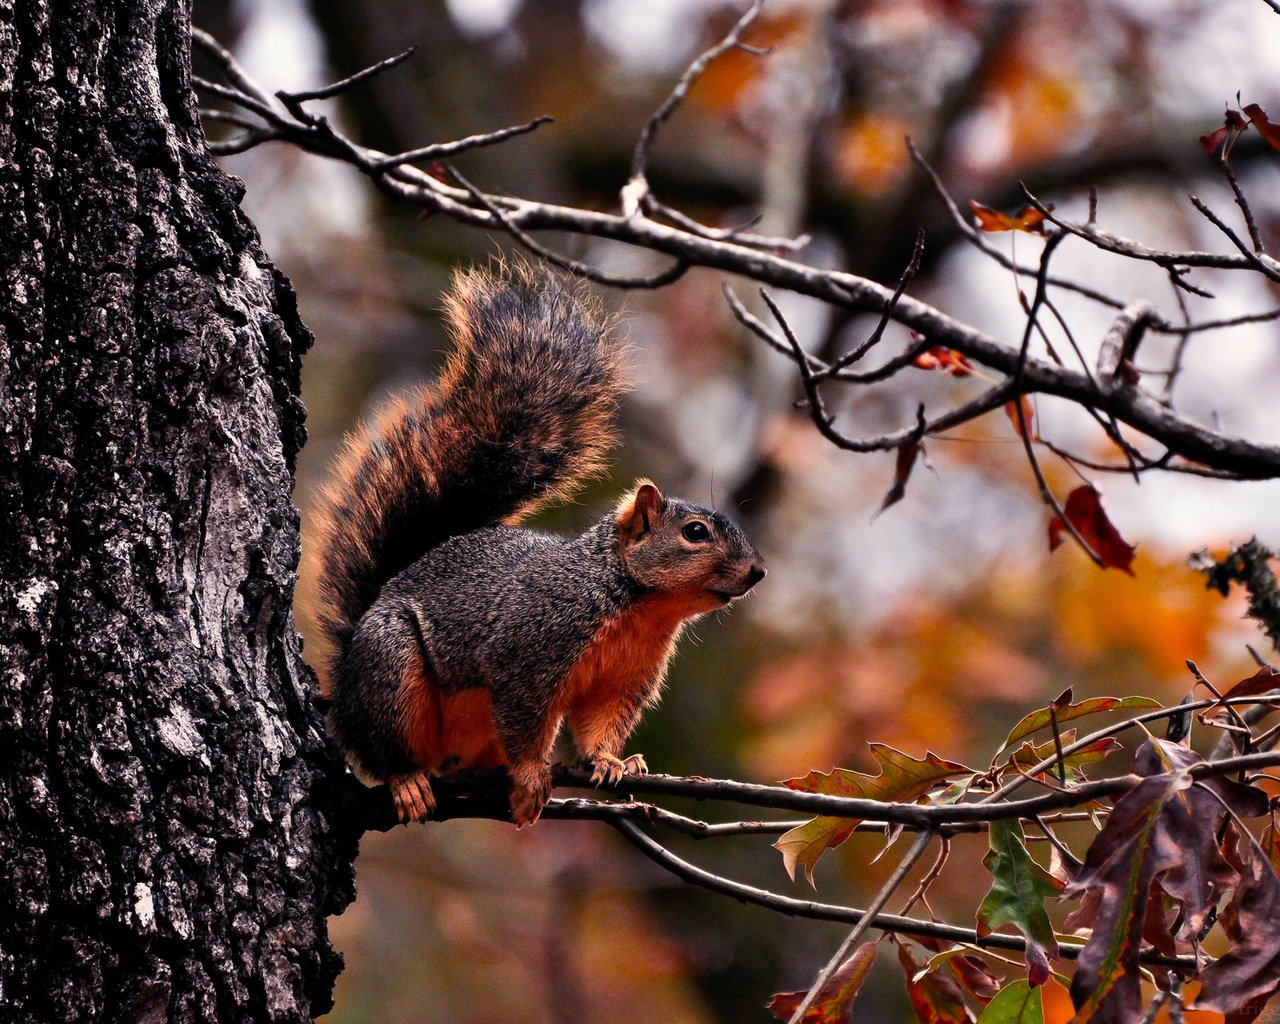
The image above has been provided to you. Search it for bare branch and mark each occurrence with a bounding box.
[627,0,766,200]
[370,116,554,171]
[1220,160,1267,254]
[1189,194,1280,284]
[279,45,417,104]
[908,140,1126,309]
[607,819,1190,968]
[1020,186,1267,277]
[448,165,689,289]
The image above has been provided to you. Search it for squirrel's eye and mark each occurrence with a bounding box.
[682,521,712,542]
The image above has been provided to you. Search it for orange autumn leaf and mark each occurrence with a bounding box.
[1048,485,1136,575]
[1005,398,1036,439]
[913,347,974,377]
[969,199,1053,235]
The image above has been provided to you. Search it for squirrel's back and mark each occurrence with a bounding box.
[310,261,624,675]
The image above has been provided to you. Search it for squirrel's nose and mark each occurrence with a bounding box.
[745,564,767,588]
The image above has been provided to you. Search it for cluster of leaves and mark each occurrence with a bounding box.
[767,681,1280,1024]
[1201,100,1280,160]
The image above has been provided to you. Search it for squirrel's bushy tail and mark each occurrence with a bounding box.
[312,260,624,667]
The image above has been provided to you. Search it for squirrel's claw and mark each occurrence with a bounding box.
[621,753,648,775]
[391,770,436,824]
[588,752,647,787]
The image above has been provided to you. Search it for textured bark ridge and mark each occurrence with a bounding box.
[0,2,356,1020]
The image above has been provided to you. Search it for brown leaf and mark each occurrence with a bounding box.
[898,942,975,1024]
[1047,485,1136,575]
[776,746,971,884]
[948,955,1002,1004]
[1066,739,1265,1023]
[1201,108,1248,157]
[1201,124,1232,157]
[1219,666,1280,702]
[1192,845,1280,1020]
[768,943,878,1023]
[970,199,1054,235]
[1243,103,1280,152]
[876,441,925,518]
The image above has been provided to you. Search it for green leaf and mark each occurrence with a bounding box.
[974,981,1043,1024]
[999,691,1161,753]
[977,820,1062,985]
[775,745,971,885]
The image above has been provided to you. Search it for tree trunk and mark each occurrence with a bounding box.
[0,2,355,1020]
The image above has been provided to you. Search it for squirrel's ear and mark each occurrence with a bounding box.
[615,480,666,542]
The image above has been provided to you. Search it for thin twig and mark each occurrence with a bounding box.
[280,46,417,104]
[1019,186,1266,277]
[371,116,553,170]
[815,228,925,381]
[1012,232,1106,567]
[786,830,935,1024]
[448,165,688,289]
[1188,195,1280,283]
[1220,160,1266,254]
[627,0,767,192]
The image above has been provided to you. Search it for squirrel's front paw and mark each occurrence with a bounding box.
[390,770,436,824]
[509,765,552,827]
[588,752,646,786]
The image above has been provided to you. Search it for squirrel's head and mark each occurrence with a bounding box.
[613,480,766,614]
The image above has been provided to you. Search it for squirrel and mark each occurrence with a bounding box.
[311,260,766,826]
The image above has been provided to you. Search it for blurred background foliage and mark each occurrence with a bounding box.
[194,0,1280,1020]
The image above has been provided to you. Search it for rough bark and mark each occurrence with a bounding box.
[0,2,355,1020]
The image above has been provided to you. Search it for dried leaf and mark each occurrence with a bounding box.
[1000,689,1161,752]
[1066,739,1265,1023]
[876,441,925,519]
[1047,485,1137,575]
[899,942,976,1024]
[970,200,1054,235]
[977,820,1062,986]
[1192,845,1280,1020]
[916,945,1002,1004]
[914,346,975,377]
[1243,103,1280,152]
[975,981,1044,1024]
[1218,666,1280,703]
[1001,728,1120,783]
[1201,107,1247,158]
[776,746,971,885]
[1005,398,1036,440]
[1201,124,1232,157]
[768,943,878,1023]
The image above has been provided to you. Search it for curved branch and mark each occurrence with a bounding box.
[607,819,1192,969]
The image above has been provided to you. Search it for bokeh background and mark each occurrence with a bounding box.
[193,1,1280,1021]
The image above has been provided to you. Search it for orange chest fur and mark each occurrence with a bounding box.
[560,591,693,716]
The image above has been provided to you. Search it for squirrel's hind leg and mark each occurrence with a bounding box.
[491,693,564,827]
[390,770,436,823]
